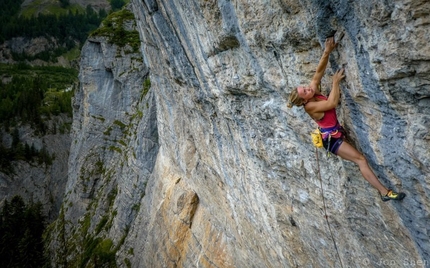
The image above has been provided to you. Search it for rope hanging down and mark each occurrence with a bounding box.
[315,147,344,268]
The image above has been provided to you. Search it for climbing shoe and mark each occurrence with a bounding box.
[381,190,406,202]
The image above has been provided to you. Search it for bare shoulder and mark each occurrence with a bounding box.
[305,97,331,114]
[305,104,324,120]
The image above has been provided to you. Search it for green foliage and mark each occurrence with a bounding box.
[11,46,73,63]
[43,205,69,267]
[41,88,74,116]
[90,9,140,52]
[59,0,70,8]
[1,2,108,61]
[0,195,47,267]
[110,0,127,12]
[80,218,117,267]
[104,126,113,136]
[113,119,127,129]
[0,63,77,129]
[124,258,132,268]
[3,5,105,43]
[94,239,116,264]
[80,236,117,268]
[131,203,140,212]
[0,128,55,173]
[63,46,81,61]
[141,77,151,99]
[107,187,118,208]
[81,236,101,268]
[95,216,109,235]
[0,63,73,172]
[0,0,25,42]
[0,144,14,173]
[109,146,122,153]
[20,0,84,18]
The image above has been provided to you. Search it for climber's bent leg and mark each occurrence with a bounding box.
[336,141,388,195]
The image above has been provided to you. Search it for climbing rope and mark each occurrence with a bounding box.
[315,147,344,268]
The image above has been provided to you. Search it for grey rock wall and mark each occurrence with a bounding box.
[126,0,429,266]
[50,1,429,267]
[46,6,159,266]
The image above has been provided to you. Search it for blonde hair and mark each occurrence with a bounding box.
[287,88,305,108]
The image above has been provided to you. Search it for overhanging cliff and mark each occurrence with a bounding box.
[48,1,429,267]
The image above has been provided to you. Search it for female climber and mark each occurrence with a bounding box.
[287,36,405,202]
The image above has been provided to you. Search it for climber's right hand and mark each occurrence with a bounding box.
[324,36,337,53]
[332,68,345,84]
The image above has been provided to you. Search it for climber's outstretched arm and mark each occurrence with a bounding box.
[310,37,337,91]
[306,68,345,114]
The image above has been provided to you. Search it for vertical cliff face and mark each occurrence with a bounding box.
[46,6,159,266]
[51,1,429,267]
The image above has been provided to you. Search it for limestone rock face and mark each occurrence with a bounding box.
[52,1,429,267]
[45,5,159,266]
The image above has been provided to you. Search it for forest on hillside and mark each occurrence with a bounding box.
[0,63,77,173]
[0,4,106,44]
[0,0,124,61]
[0,0,127,173]
[1,0,126,57]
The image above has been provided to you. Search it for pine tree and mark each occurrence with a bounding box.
[0,196,47,267]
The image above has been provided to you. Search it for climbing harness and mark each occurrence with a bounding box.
[315,147,344,268]
[311,127,339,156]
[319,123,343,156]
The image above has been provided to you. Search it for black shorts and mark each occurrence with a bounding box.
[322,136,344,155]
